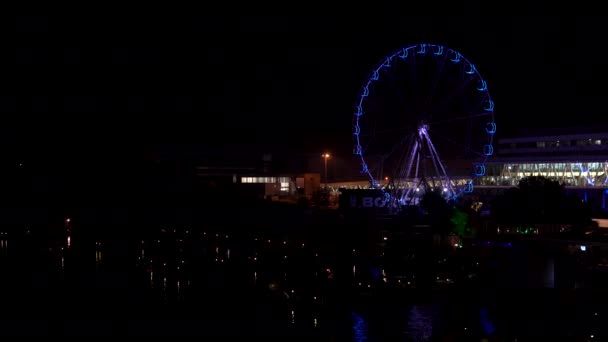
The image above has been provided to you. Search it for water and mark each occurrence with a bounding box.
[0,207,607,338]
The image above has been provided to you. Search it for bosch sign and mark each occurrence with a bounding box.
[339,189,399,209]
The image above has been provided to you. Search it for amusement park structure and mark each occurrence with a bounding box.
[352,43,496,209]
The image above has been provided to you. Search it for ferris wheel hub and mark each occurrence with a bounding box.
[417,124,429,137]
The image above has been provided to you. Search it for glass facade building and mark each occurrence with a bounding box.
[477,129,608,188]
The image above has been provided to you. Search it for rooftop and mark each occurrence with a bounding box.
[508,125,608,139]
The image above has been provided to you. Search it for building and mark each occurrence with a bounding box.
[471,127,608,211]
[332,126,608,212]
[142,143,325,200]
[478,126,608,188]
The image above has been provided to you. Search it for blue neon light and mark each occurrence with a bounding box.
[360,162,368,173]
[484,100,494,111]
[450,51,461,63]
[483,144,494,156]
[362,86,369,97]
[465,63,476,74]
[356,105,363,116]
[383,57,392,68]
[474,164,486,176]
[485,122,496,134]
[352,43,495,203]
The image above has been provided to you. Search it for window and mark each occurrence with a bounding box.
[240,176,284,184]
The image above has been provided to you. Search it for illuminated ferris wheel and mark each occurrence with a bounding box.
[352,43,496,206]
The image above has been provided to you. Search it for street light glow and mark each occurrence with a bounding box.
[322,153,330,189]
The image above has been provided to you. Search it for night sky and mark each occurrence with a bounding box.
[2,14,606,167]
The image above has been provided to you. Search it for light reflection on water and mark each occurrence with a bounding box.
[0,222,605,339]
[0,238,7,257]
[406,305,435,341]
[352,312,368,342]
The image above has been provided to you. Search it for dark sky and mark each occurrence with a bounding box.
[2,14,606,165]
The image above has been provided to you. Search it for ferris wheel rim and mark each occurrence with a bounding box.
[352,43,496,199]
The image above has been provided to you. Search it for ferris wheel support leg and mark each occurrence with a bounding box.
[399,139,420,203]
[424,132,457,197]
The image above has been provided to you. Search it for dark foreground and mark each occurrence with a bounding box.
[1,201,607,340]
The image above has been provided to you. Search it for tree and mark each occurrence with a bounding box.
[420,190,454,233]
[450,207,470,237]
[491,176,592,227]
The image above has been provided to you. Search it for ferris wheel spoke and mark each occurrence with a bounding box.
[427,111,492,126]
[430,73,478,114]
[428,129,487,158]
[380,134,416,178]
[373,125,417,135]
[422,53,449,121]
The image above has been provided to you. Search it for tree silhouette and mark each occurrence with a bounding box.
[420,190,454,233]
[492,176,591,226]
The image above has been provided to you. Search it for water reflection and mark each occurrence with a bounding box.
[0,235,7,257]
[479,307,496,336]
[0,218,606,339]
[352,312,369,342]
[406,305,434,341]
[95,241,102,269]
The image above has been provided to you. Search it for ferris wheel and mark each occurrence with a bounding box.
[352,43,496,206]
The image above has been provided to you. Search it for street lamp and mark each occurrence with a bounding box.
[322,153,330,189]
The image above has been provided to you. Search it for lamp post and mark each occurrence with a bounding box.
[322,153,330,189]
